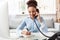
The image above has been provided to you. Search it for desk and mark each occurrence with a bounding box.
[16,33,53,40]
[10,29,55,40]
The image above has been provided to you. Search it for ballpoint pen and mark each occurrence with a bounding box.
[26,28,29,31]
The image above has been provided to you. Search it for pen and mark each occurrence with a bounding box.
[26,28,29,31]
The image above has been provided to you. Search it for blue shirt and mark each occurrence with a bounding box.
[16,17,48,36]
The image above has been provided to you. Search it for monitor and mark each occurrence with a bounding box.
[0,1,9,38]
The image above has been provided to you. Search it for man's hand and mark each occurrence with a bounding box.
[21,29,31,35]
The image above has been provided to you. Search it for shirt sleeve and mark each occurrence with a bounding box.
[16,19,26,37]
[40,17,48,33]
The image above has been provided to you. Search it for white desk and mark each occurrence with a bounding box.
[16,32,54,40]
[10,29,55,40]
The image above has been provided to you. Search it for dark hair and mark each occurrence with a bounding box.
[27,0,37,8]
[36,8,39,13]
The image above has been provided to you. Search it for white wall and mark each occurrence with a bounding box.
[0,0,8,1]
[8,0,56,15]
[8,0,19,15]
[37,0,56,14]
[0,0,56,15]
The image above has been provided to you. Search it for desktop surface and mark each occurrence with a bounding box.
[17,33,48,40]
